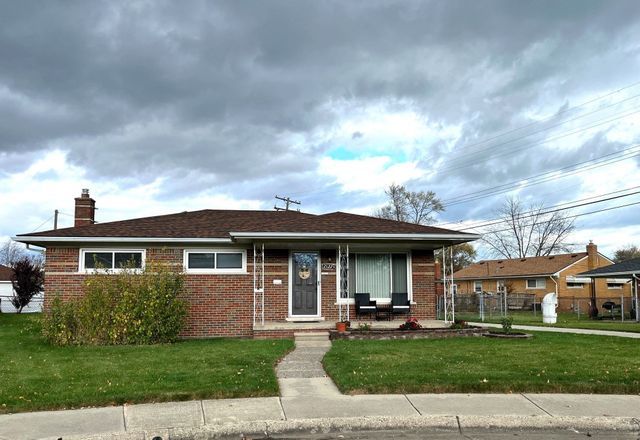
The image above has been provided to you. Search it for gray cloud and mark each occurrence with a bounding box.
[1,0,640,223]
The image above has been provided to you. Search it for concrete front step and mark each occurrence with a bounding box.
[294,340,332,348]
[293,331,330,341]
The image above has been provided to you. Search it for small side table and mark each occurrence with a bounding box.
[376,304,392,321]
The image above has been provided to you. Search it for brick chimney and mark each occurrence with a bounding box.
[587,240,598,270]
[74,189,96,227]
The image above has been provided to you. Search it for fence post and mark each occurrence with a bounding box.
[621,295,625,322]
[577,300,580,320]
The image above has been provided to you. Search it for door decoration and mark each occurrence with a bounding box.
[298,266,311,280]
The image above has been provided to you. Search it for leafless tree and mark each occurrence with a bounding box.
[0,240,27,266]
[481,197,575,259]
[0,239,44,267]
[374,184,444,225]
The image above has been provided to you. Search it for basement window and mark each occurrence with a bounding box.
[81,249,145,272]
[184,249,246,274]
[566,282,584,289]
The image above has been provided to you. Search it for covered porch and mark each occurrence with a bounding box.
[242,231,477,335]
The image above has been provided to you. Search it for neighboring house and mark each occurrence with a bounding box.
[452,242,632,300]
[14,190,478,338]
[579,257,640,320]
[0,263,44,313]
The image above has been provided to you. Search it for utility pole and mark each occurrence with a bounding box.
[274,195,301,211]
[54,209,59,230]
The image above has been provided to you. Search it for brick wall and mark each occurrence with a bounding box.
[43,246,437,338]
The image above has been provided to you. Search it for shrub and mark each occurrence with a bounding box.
[449,319,468,330]
[398,317,422,330]
[41,295,78,345]
[41,263,187,346]
[500,316,514,334]
[10,257,44,313]
[358,323,371,331]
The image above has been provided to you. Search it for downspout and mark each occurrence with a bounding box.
[549,274,558,298]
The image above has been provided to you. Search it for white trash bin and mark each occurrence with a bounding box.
[542,292,558,324]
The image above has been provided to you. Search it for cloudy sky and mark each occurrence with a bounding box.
[1,0,640,258]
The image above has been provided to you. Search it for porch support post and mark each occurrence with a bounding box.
[338,244,350,322]
[253,243,265,326]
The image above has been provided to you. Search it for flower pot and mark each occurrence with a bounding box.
[336,322,347,332]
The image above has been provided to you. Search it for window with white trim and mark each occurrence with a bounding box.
[607,282,624,289]
[81,249,145,272]
[496,280,505,293]
[184,249,246,273]
[342,253,410,302]
[473,281,482,293]
[526,278,546,289]
[566,282,585,289]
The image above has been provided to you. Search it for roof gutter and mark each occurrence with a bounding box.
[578,271,640,278]
[229,232,480,241]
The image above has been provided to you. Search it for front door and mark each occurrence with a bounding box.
[291,252,319,316]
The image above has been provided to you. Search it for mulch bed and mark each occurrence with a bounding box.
[330,327,488,340]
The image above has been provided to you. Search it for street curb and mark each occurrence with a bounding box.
[58,415,640,440]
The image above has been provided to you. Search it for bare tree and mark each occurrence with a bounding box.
[482,197,575,259]
[0,240,28,266]
[0,239,44,267]
[374,184,444,225]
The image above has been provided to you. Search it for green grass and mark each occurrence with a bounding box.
[454,311,640,333]
[0,314,293,414]
[323,333,640,394]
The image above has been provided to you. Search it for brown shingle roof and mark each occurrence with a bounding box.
[0,264,13,282]
[17,209,471,239]
[453,252,588,279]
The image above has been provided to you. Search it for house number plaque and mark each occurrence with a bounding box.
[321,263,336,270]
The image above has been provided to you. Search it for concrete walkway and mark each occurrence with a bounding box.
[470,322,640,338]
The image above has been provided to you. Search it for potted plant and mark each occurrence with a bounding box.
[336,320,348,332]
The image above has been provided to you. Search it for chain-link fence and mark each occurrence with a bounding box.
[0,294,44,313]
[437,293,638,323]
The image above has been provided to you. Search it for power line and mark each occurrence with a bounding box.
[30,215,55,233]
[463,199,640,235]
[445,79,640,154]
[434,107,640,175]
[437,184,640,228]
[286,80,640,201]
[457,190,640,232]
[440,145,640,206]
[443,92,640,165]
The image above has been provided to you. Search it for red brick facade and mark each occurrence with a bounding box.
[44,246,436,338]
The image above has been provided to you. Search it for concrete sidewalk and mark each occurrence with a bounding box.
[1,393,639,439]
[469,322,640,338]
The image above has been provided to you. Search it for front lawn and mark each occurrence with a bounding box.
[323,333,640,394]
[0,314,293,414]
[455,311,640,333]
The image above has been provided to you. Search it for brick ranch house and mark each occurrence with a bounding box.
[452,242,632,305]
[14,190,478,338]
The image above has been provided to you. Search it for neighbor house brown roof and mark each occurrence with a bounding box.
[0,264,13,282]
[17,210,473,240]
[453,252,588,279]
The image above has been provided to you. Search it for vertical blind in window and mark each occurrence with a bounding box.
[347,253,408,299]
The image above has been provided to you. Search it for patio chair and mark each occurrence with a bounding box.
[391,292,411,318]
[354,293,377,319]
